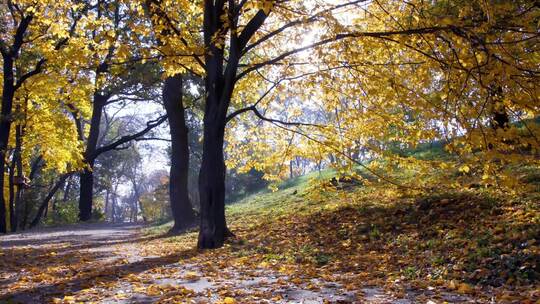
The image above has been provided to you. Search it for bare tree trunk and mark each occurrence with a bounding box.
[7,122,23,231]
[0,56,16,233]
[198,118,231,248]
[79,168,95,221]
[289,160,294,179]
[105,190,110,221]
[111,194,116,223]
[111,182,119,223]
[79,95,105,221]
[163,75,196,232]
[8,156,16,232]
[13,126,28,231]
[30,175,69,228]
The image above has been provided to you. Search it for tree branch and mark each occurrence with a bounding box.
[250,107,322,127]
[226,79,280,123]
[0,39,8,57]
[243,0,368,55]
[91,115,168,160]
[14,58,46,89]
[237,26,454,80]
[134,137,172,142]
[12,14,33,56]
[29,173,72,228]
[237,10,268,51]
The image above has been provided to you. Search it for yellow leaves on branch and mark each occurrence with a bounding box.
[220,0,539,193]
[244,0,275,15]
[0,1,94,175]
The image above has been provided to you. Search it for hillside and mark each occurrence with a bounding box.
[142,166,539,303]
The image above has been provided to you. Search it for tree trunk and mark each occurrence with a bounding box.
[196,0,268,248]
[111,182,119,223]
[8,118,24,232]
[163,75,196,232]
[78,95,104,221]
[198,119,229,248]
[289,160,294,179]
[14,186,24,230]
[111,193,116,223]
[105,189,110,221]
[78,168,94,221]
[30,175,69,228]
[13,126,26,231]
[197,6,242,247]
[8,158,16,232]
[0,57,15,233]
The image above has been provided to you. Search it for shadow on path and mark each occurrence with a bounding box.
[0,222,194,303]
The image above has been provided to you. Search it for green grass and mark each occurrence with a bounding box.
[278,168,336,190]
[145,168,338,235]
[147,142,540,244]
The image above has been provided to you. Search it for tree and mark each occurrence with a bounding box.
[73,0,165,221]
[147,0,398,248]
[1,1,91,232]
[196,0,372,248]
[163,75,197,232]
[174,0,539,248]
[144,0,203,231]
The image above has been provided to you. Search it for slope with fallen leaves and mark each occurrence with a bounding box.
[0,166,538,303]
[141,166,539,303]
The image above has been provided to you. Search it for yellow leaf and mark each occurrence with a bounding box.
[457,283,473,294]
[184,271,199,280]
[223,297,236,304]
[62,296,76,303]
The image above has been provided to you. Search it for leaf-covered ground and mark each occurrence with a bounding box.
[0,180,539,303]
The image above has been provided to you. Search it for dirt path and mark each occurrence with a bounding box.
[0,223,143,249]
[0,224,472,303]
[0,223,148,302]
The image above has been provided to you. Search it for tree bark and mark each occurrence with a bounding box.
[111,182,119,223]
[78,168,94,221]
[163,75,196,232]
[78,94,105,221]
[111,193,116,223]
[8,121,22,231]
[198,118,230,248]
[8,155,16,232]
[197,0,263,248]
[18,155,44,230]
[197,42,233,248]
[0,57,15,233]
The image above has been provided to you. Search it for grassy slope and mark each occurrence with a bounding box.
[148,162,539,302]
